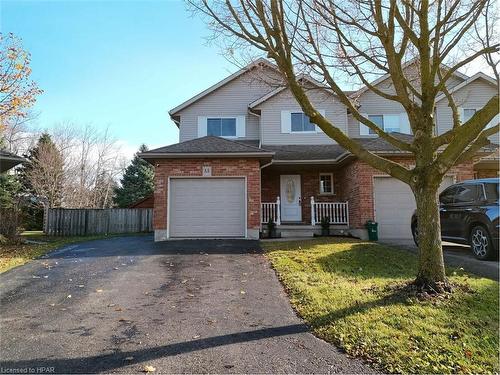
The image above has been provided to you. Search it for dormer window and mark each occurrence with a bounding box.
[207,118,237,137]
[291,112,316,132]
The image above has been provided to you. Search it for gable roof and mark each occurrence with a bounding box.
[169,58,278,116]
[248,74,336,109]
[350,60,469,98]
[139,136,274,159]
[435,72,498,103]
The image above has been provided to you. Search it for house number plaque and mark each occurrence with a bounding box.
[202,166,212,176]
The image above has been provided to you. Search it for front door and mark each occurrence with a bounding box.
[280,175,302,222]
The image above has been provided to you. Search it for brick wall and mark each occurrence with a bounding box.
[475,169,499,179]
[339,157,475,229]
[152,158,261,235]
[128,195,154,208]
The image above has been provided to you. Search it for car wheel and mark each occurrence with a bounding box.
[412,223,419,246]
[470,225,493,260]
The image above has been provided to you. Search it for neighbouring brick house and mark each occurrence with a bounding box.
[140,59,498,241]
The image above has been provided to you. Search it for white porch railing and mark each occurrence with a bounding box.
[261,197,281,225]
[311,197,349,226]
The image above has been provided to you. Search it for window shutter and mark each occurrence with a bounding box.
[315,110,326,133]
[281,110,291,133]
[359,113,370,135]
[399,113,411,134]
[197,116,207,137]
[236,116,246,137]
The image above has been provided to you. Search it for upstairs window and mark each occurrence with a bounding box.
[367,115,384,135]
[207,118,236,137]
[367,114,400,134]
[319,173,334,194]
[463,108,476,122]
[291,112,316,132]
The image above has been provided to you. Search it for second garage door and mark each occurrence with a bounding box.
[373,176,454,239]
[169,178,246,238]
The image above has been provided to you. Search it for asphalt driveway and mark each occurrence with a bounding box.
[0,236,374,374]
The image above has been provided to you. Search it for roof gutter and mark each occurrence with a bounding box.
[139,152,275,159]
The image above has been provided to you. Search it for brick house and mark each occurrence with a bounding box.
[140,59,498,241]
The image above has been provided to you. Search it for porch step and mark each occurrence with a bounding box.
[277,225,318,238]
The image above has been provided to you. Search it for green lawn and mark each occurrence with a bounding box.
[263,238,499,374]
[0,231,133,273]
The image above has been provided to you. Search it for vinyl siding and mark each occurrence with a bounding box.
[347,73,466,137]
[436,79,499,143]
[176,67,280,142]
[256,88,347,145]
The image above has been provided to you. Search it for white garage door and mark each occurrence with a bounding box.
[374,176,454,239]
[169,178,246,238]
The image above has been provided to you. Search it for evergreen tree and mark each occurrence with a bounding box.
[113,144,154,208]
[18,133,64,208]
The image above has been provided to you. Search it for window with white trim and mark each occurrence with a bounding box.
[463,108,476,122]
[291,112,316,132]
[319,173,334,194]
[207,118,236,137]
[367,114,400,134]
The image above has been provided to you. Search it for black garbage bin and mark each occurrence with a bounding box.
[365,220,378,241]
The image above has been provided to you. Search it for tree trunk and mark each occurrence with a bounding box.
[412,182,451,293]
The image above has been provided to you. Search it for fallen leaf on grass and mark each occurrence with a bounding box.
[142,365,156,373]
[96,289,103,293]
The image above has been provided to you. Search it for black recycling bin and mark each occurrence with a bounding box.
[365,220,378,241]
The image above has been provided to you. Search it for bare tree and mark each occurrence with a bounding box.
[189,0,499,292]
[51,122,125,208]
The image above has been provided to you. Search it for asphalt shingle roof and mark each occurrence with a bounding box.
[261,144,347,160]
[0,149,25,172]
[143,136,271,155]
[141,133,497,161]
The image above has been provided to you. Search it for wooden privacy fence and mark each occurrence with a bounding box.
[44,208,153,236]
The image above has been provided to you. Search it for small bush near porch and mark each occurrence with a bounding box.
[263,238,499,374]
